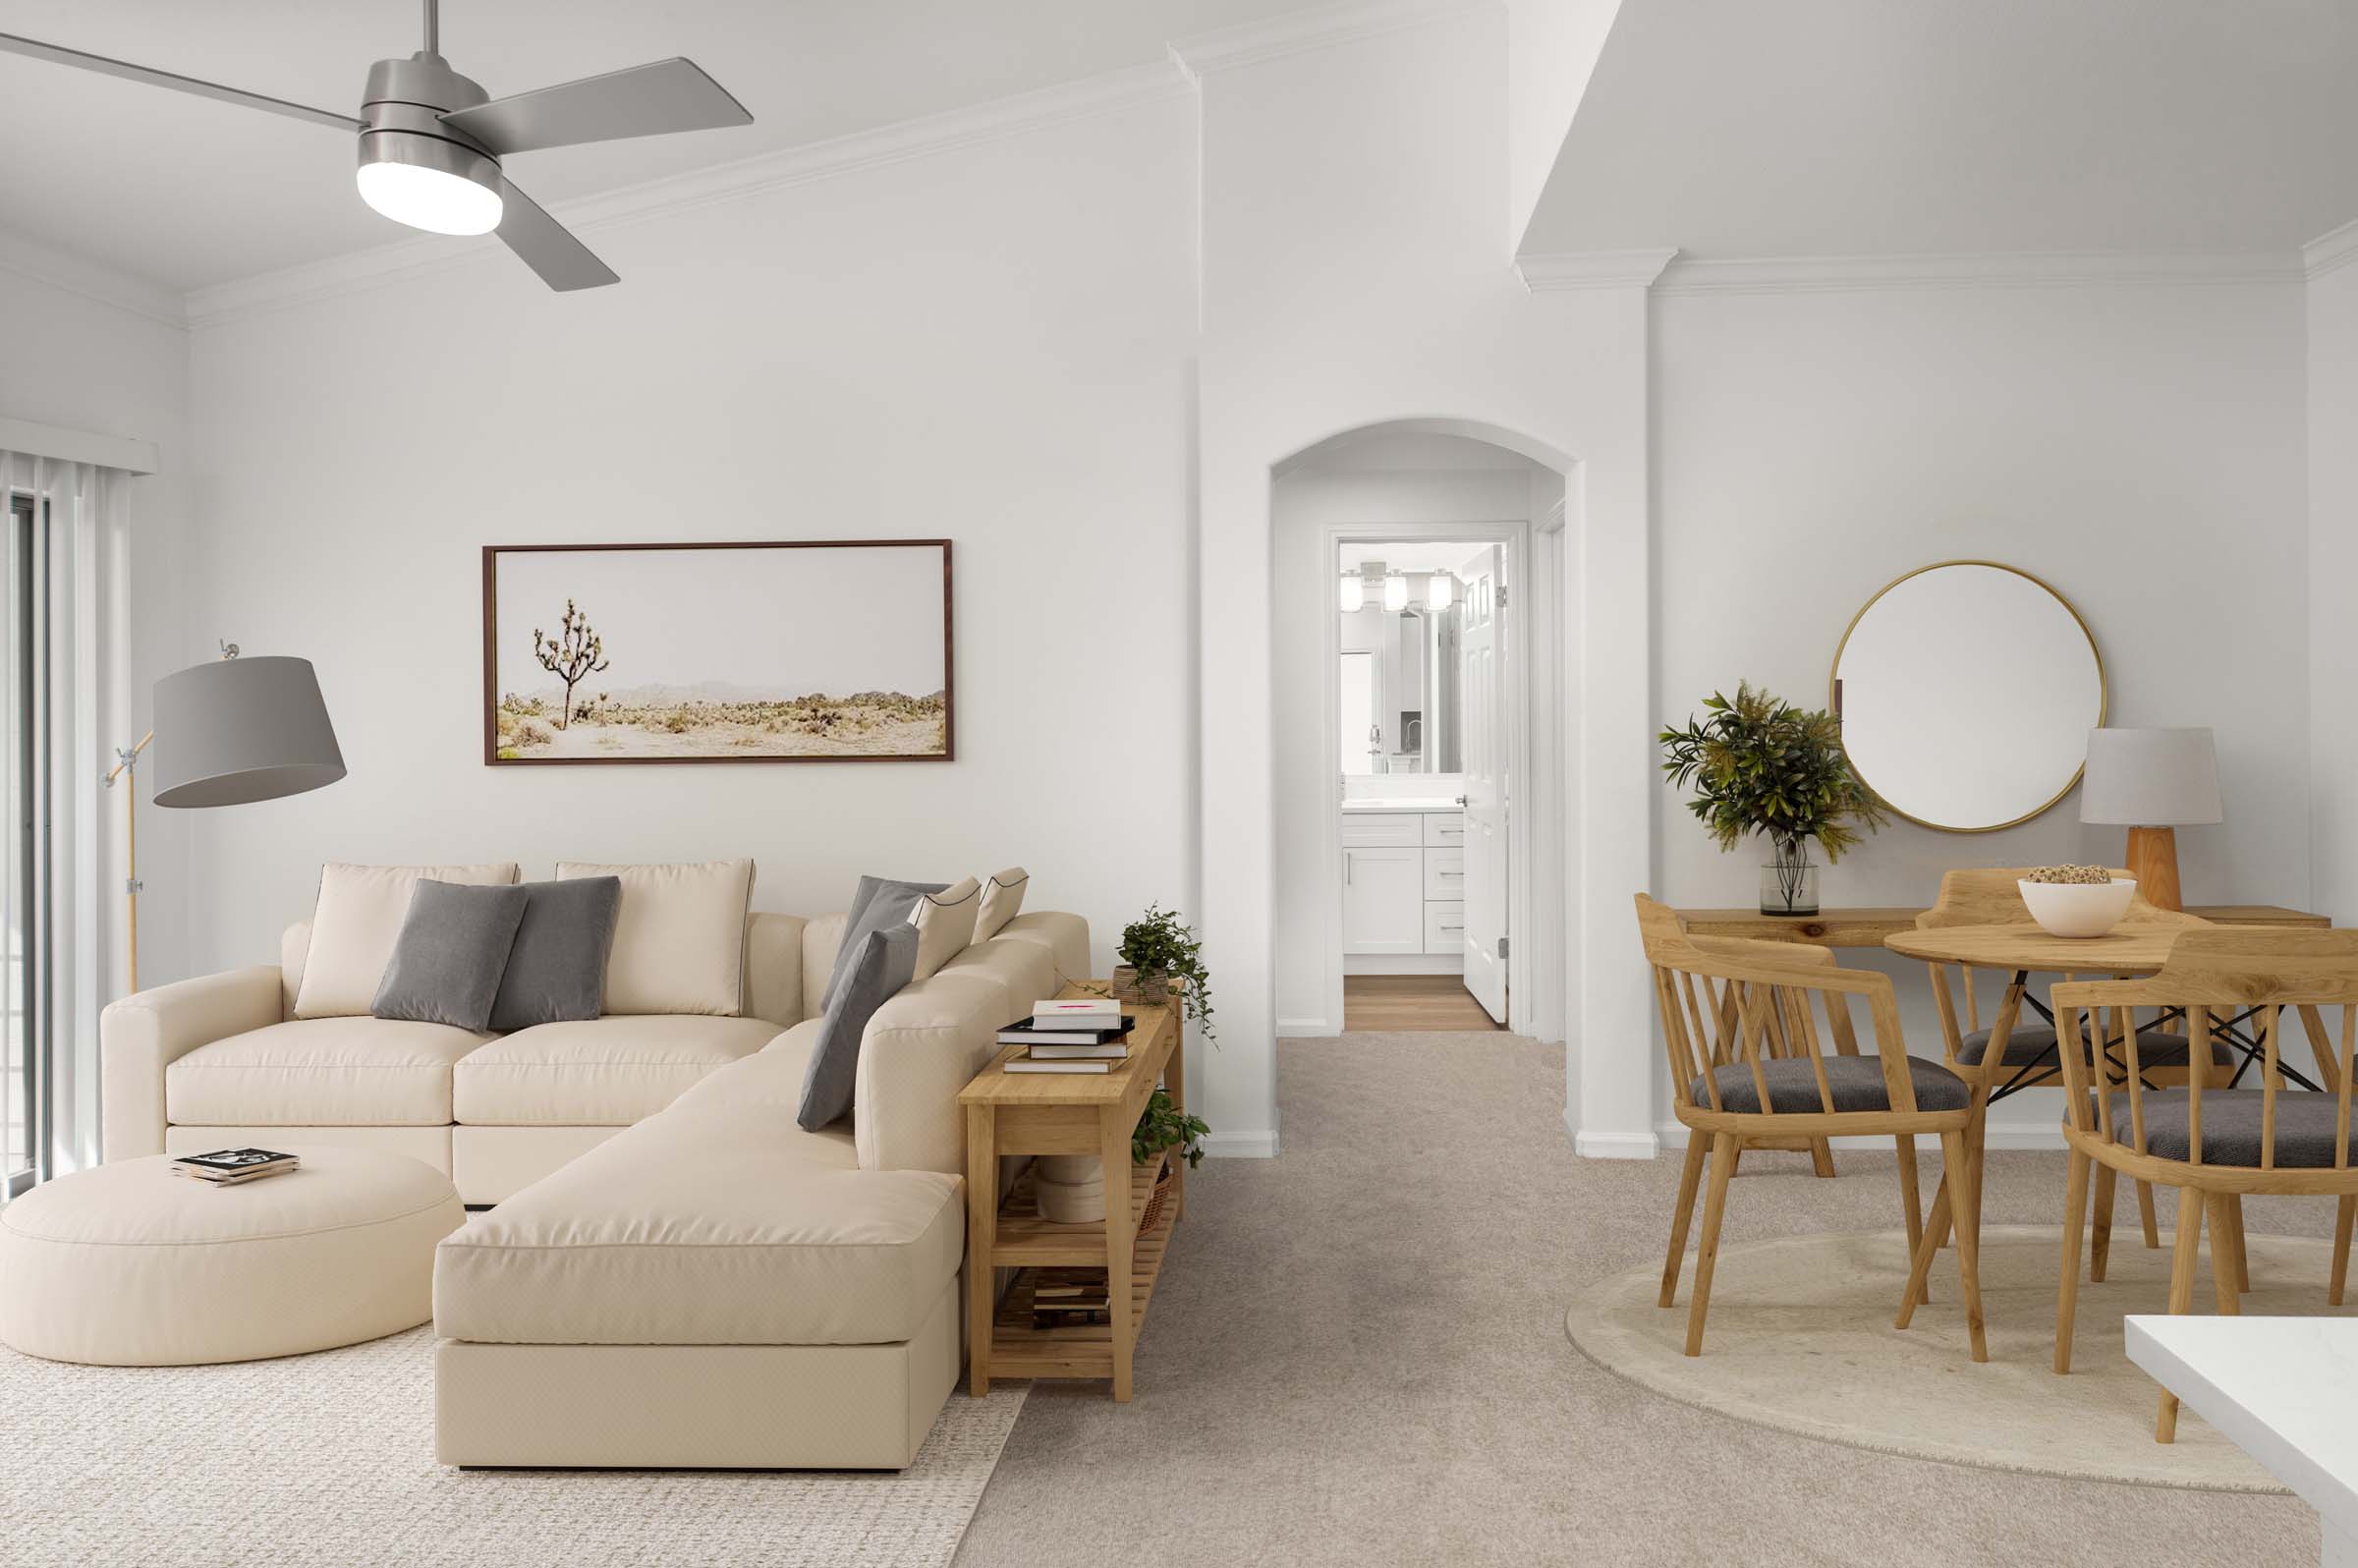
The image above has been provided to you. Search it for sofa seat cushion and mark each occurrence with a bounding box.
[451,1015,780,1126]
[435,1049,959,1347]
[166,1018,491,1127]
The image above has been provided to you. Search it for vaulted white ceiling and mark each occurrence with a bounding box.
[0,0,1328,293]
[1524,0,2358,259]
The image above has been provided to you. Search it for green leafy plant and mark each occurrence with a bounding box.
[1658,682,1884,870]
[1132,1087,1209,1169]
[1117,903,1216,1046]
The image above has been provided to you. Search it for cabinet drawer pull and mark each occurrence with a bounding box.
[1438,870,1462,877]
[1439,924,1463,932]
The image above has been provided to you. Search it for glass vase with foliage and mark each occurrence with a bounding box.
[1116,904,1216,1045]
[1658,683,1884,914]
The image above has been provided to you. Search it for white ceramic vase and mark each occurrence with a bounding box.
[1034,1154,1106,1224]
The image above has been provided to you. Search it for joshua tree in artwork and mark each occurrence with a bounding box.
[533,598,611,731]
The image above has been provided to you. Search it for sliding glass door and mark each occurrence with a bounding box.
[5,490,49,1198]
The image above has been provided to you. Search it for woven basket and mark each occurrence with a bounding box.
[1138,1160,1175,1236]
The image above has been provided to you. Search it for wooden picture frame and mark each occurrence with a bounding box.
[482,539,953,765]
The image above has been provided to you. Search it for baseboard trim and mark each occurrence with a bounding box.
[1652,1121,2068,1152]
[1570,1108,1659,1160]
[1275,1017,1332,1037]
[1202,1129,1279,1158]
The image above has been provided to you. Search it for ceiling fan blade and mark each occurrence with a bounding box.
[439,57,751,155]
[0,30,361,132]
[495,177,618,292]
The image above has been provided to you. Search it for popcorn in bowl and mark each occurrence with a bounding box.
[2017,868,2135,936]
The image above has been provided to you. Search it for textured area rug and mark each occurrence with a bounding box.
[1567,1222,2356,1491]
[0,1326,1024,1568]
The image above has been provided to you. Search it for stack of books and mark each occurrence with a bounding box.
[170,1148,300,1186]
[997,998,1134,1073]
[1030,1266,1113,1327]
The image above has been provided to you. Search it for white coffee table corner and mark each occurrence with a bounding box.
[2126,1316,2358,1567]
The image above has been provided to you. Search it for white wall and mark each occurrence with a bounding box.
[1193,4,1656,1156]
[1504,0,1621,251]
[0,235,194,1161]
[2310,248,2358,930]
[1654,275,2311,1144]
[177,95,1199,981]
[1270,437,1553,1034]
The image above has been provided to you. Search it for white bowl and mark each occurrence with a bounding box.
[2017,877,2136,938]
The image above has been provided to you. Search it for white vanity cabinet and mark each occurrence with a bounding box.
[1341,809,1466,958]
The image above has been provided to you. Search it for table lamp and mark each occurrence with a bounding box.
[105,646,344,990]
[2079,727,2220,913]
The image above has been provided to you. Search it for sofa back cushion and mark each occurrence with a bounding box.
[556,860,754,1016]
[292,863,522,1019]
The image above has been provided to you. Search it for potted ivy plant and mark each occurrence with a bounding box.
[1132,1088,1207,1234]
[1113,903,1216,1046]
[1658,682,1883,915]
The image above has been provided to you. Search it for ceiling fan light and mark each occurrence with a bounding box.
[357,133,504,235]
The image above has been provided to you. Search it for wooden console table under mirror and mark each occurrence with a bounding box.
[959,981,1186,1403]
[1675,906,2330,947]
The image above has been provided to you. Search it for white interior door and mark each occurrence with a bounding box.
[1457,545,1508,1023]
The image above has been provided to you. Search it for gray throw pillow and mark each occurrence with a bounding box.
[488,876,623,1032]
[823,875,946,1012]
[799,922,918,1131]
[371,880,530,1032]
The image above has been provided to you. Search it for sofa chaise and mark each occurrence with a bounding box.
[101,882,1088,1469]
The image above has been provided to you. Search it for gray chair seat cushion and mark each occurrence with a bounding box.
[1958,1023,2233,1068]
[1691,1055,1970,1115]
[2105,1089,2358,1168]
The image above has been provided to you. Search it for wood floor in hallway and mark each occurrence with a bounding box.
[1340,974,1502,1032]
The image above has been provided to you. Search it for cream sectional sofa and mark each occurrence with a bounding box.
[101,899,1088,1469]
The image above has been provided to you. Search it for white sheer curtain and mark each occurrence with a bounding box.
[0,450,132,1185]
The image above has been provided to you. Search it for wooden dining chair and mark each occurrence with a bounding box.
[1636,894,1988,1361]
[2049,927,2358,1440]
[1914,867,2228,1265]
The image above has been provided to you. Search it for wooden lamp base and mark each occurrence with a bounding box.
[2124,825,2182,913]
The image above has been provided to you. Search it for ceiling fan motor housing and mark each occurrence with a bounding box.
[359,51,500,194]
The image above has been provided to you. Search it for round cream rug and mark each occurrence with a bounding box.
[1567,1223,2354,1491]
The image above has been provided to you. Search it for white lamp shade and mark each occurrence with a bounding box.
[1338,574,1365,613]
[2079,727,2221,826]
[1380,574,1408,613]
[1427,572,1454,611]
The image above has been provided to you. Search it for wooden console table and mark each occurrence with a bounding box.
[1676,904,2329,947]
[958,983,1185,1403]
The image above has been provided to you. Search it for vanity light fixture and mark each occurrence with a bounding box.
[1338,574,1366,613]
[1381,573,1409,613]
[1427,572,1454,611]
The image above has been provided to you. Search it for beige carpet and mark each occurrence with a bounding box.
[955,1032,2327,1568]
[1570,1222,2350,1490]
[0,1325,1025,1568]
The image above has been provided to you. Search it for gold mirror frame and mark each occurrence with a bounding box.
[1828,559,2106,835]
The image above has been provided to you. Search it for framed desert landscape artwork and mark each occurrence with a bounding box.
[483,540,953,764]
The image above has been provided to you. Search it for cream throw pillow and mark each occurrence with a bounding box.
[293,863,522,1019]
[909,877,981,980]
[974,868,1028,942]
[557,860,754,1016]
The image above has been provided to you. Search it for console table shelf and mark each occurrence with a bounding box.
[958,983,1186,1402]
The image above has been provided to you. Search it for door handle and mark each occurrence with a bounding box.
[1455,794,1468,807]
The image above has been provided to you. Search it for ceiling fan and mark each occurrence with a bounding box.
[0,0,754,291]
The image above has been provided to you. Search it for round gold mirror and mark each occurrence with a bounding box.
[1830,561,2105,833]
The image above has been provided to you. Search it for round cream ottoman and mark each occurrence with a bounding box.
[0,1147,464,1366]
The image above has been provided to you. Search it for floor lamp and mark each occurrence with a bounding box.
[104,646,345,993]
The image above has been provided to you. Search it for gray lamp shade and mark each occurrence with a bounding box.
[151,655,346,809]
[2079,727,2222,826]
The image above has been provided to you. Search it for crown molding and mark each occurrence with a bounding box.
[1169,0,1494,80]
[0,227,184,330]
[2304,218,2358,282]
[1514,248,1678,293]
[1652,250,2302,297]
[187,59,1192,330]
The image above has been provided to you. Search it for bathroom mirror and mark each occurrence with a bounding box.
[1338,548,1465,775]
[1830,561,2105,832]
